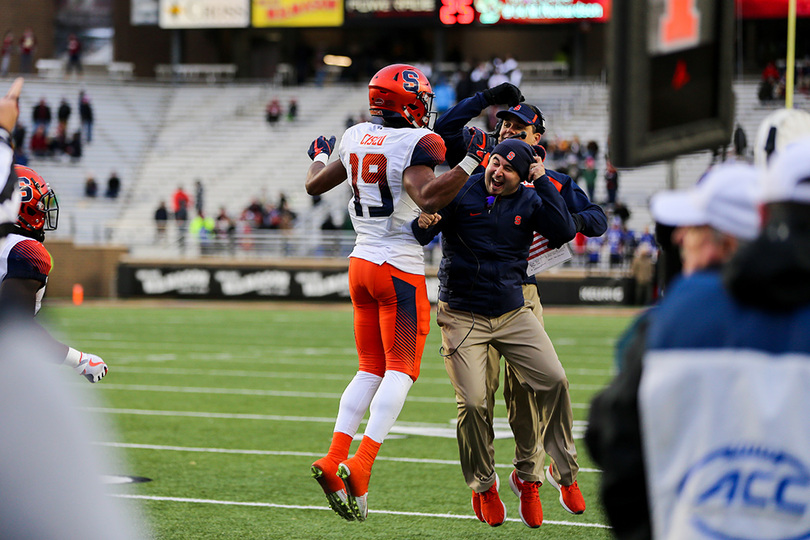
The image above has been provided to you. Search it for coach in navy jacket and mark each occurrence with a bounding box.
[412,139,575,317]
[410,139,584,527]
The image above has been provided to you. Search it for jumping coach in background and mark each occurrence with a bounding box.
[304,63,489,521]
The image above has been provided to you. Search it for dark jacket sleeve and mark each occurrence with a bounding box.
[434,92,489,168]
[530,176,576,248]
[584,313,653,540]
[411,212,445,246]
[554,172,608,237]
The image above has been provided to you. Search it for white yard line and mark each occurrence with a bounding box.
[111,494,611,529]
[94,441,602,473]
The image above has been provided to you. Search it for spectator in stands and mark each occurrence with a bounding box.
[732,124,747,161]
[29,125,49,157]
[586,235,602,268]
[154,201,169,243]
[84,175,97,198]
[631,243,655,306]
[605,160,619,205]
[106,171,121,198]
[190,211,215,255]
[265,99,281,125]
[581,156,597,200]
[31,99,51,133]
[287,99,298,121]
[57,98,71,133]
[172,185,190,215]
[607,218,623,267]
[78,91,93,143]
[66,130,82,162]
[194,179,204,215]
[215,206,236,253]
[175,199,189,252]
[66,34,82,76]
[49,124,67,156]
[1,31,13,77]
[18,28,35,74]
[12,122,25,151]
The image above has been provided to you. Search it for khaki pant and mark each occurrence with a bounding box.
[437,300,579,492]
[484,283,553,483]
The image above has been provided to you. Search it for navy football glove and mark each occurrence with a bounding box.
[466,127,488,163]
[483,83,524,107]
[307,135,336,161]
[532,144,547,162]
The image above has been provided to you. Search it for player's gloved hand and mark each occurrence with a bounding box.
[483,82,524,107]
[307,136,336,161]
[75,352,108,383]
[465,127,488,164]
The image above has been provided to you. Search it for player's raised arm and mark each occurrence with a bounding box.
[305,135,347,195]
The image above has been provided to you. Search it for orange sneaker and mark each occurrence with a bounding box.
[478,474,506,527]
[509,470,543,528]
[337,457,371,521]
[471,491,484,522]
[545,464,586,515]
[311,458,353,521]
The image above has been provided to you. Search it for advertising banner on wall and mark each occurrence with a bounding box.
[440,0,609,25]
[118,263,634,305]
[253,0,344,27]
[159,0,251,28]
[345,0,435,24]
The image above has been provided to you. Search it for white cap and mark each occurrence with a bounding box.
[651,162,760,240]
[762,136,810,204]
[754,108,810,167]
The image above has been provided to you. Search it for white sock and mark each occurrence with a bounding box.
[364,370,414,443]
[333,371,383,436]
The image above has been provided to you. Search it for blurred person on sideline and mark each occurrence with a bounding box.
[18,28,35,74]
[412,140,582,528]
[66,33,82,76]
[1,78,25,237]
[305,63,488,522]
[1,31,14,77]
[585,161,762,539]
[0,164,109,383]
[79,90,94,143]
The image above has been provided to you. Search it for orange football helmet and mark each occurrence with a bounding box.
[14,165,58,233]
[369,64,435,129]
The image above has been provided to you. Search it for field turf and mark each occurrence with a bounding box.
[45,302,635,539]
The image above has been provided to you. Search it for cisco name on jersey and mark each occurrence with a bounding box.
[339,122,445,275]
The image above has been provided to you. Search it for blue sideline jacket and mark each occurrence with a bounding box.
[411,172,575,317]
[586,270,810,540]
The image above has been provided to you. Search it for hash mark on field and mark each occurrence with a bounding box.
[111,494,610,528]
[95,441,602,473]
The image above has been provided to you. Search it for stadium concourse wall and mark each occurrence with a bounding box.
[46,240,128,298]
[114,258,636,306]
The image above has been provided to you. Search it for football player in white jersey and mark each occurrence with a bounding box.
[0,165,108,383]
[305,63,488,521]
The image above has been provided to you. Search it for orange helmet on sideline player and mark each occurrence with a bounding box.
[14,165,59,233]
[368,64,436,129]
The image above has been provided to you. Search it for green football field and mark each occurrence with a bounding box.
[46,302,636,539]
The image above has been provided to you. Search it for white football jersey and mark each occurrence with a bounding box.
[339,122,445,275]
[0,233,51,314]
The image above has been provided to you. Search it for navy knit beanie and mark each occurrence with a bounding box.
[491,139,535,180]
